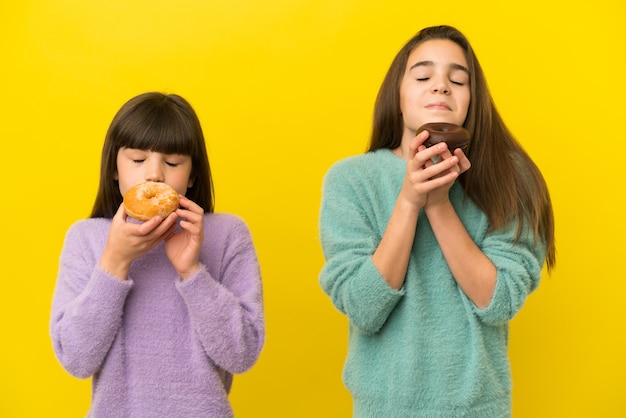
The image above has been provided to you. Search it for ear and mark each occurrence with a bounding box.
[187,176,194,188]
[114,170,119,180]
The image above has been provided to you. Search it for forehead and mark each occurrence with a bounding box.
[406,39,468,70]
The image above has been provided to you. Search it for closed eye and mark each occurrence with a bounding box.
[165,162,179,167]
[132,159,145,163]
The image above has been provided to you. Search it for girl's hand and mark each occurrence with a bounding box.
[399,130,467,210]
[164,195,204,280]
[421,144,471,209]
[99,204,179,280]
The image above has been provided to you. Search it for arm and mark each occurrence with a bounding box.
[422,145,543,316]
[319,161,405,334]
[425,201,497,308]
[417,142,496,308]
[52,209,178,378]
[319,141,469,333]
[423,146,544,318]
[471,220,545,324]
[176,218,264,374]
[50,222,133,378]
[100,204,180,279]
[373,136,464,289]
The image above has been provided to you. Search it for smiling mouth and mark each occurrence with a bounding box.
[426,103,451,110]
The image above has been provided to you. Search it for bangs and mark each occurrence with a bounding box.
[114,98,201,156]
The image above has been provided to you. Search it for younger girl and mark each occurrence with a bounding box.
[319,25,555,417]
[51,92,265,417]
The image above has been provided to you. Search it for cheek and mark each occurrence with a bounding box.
[399,91,415,116]
[172,182,189,196]
[460,88,471,108]
[117,177,134,197]
[400,83,425,110]
[172,170,194,195]
[115,165,140,196]
[455,90,470,115]
[399,79,413,112]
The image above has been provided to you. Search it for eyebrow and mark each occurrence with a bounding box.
[409,60,470,74]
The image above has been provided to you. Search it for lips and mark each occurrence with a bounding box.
[426,102,451,110]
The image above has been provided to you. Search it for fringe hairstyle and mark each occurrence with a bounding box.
[90,92,214,218]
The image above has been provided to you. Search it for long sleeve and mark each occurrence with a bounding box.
[50,221,133,378]
[319,155,405,335]
[470,221,545,325]
[177,217,264,373]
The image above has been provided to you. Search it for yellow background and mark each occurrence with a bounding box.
[1,0,624,417]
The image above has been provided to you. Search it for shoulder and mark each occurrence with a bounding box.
[64,218,111,240]
[204,212,248,227]
[202,213,257,259]
[326,150,393,176]
[204,213,253,240]
[324,149,402,188]
[327,152,370,171]
[61,218,112,257]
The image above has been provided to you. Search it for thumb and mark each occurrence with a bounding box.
[114,202,128,222]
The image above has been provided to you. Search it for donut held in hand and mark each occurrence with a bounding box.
[123,181,180,221]
[417,122,470,151]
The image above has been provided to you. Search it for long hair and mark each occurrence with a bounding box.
[90,92,215,218]
[369,25,555,271]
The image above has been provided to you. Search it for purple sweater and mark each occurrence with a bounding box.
[50,213,265,418]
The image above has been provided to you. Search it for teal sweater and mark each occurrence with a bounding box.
[319,149,545,417]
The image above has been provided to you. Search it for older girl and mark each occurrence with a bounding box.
[319,25,555,417]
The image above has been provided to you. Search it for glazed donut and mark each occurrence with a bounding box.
[417,122,470,151]
[123,181,179,221]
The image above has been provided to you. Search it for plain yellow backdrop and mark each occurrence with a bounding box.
[1,0,624,417]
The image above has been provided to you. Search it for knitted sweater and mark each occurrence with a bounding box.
[51,213,264,418]
[319,149,545,418]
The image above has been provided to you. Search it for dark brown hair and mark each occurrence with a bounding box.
[369,25,555,271]
[90,92,214,218]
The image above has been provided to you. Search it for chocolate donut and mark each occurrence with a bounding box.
[416,123,470,151]
[123,181,179,221]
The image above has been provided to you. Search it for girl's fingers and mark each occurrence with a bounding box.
[413,143,451,168]
[176,196,204,223]
[177,195,205,217]
[453,148,471,173]
[161,224,178,241]
[114,202,128,222]
[413,153,459,182]
[416,143,471,177]
[407,129,430,158]
[132,212,179,240]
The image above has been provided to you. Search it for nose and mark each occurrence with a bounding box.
[431,77,450,95]
[144,160,164,183]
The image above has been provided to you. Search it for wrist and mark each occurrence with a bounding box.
[398,188,425,213]
[424,199,453,218]
[99,249,131,281]
[98,260,131,281]
[178,263,201,281]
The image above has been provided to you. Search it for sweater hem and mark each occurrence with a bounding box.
[352,396,511,418]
